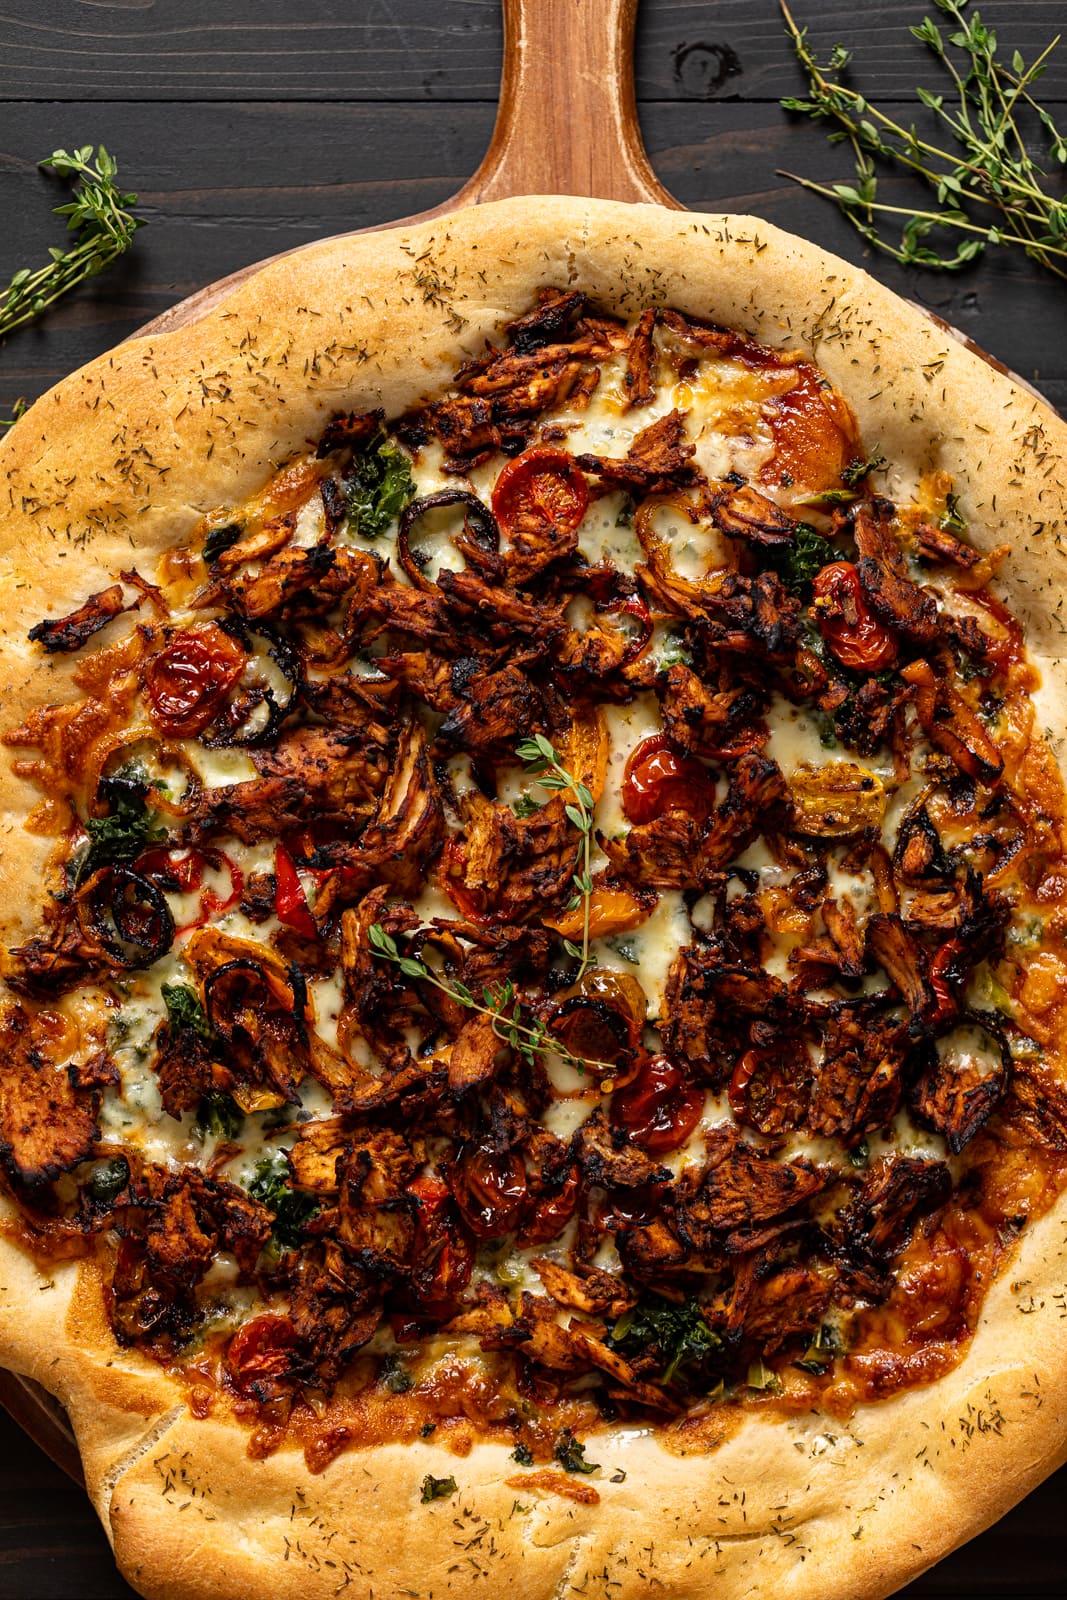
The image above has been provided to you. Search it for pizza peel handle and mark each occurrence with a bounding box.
[444,0,679,208]
[137,0,678,339]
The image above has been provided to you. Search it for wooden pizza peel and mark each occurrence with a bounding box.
[0,0,1047,1489]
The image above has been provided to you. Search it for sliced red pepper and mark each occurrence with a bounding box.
[812,560,899,672]
[927,942,962,1025]
[274,843,317,939]
[136,844,244,934]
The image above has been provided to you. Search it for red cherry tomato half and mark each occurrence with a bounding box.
[491,447,589,541]
[143,621,247,737]
[514,1164,581,1248]
[811,561,899,673]
[449,1145,529,1238]
[622,734,717,826]
[226,1315,297,1396]
[611,1054,704,1153]
[274,843,317,940]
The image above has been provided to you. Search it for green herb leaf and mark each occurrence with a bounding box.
[194,1092,244,1143]
[940,492,968,534]
[768,522,832,593]
[841,453,887,487]
[161,983,214,1043]
[511,1443,534,1466]
[609,1296,723,1387]
[381,1353,414,1394]
[77,771,166,882]
[553,1428,600,1475]
[794,1322,843,1375]
[202,523,244,565]
[344,430,416,539]
[420,1474,458,1503]
[247,1150,321,1248]
[1,146,145,339]
[779,0,1067,284]
[87,1155,130,1204]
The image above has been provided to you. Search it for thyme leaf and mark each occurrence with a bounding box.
[0,145,146,342]
[780,0,1067,282]
[514,735,596,979]
[366,923,614,1079]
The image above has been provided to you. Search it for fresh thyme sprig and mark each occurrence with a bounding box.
[514,734,596,979]
[366,923,614,1078]
[0,145,146,345]
[779,0,1067,281]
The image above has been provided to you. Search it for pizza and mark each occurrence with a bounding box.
[0,198,1066,1600]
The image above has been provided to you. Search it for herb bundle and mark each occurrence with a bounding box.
[780,0,1067,280]
[0,145,145,355]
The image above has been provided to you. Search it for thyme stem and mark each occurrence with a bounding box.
[0,145,146,345]
[514,734,597,980]
[366,924,614,1079]
[779,0,1067,282]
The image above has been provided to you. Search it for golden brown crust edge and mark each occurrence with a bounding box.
[0,195,1064,1600]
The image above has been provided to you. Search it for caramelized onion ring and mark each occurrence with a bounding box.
[76,866,175,969]
[397,491,500,592]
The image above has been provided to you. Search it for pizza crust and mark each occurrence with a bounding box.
[0,195,1065,1600]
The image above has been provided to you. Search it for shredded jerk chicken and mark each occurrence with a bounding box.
[3,288,1067,1467]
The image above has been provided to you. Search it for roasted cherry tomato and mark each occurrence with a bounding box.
[611,1054,704,1153]
[728,1047,810,1135]
[491,447,589,541]
[622,734,717,826]
[811,561,899,672]
[226,1315,298,1397]
[449,1144,528,1238]
[440,835,508,925]
[142,621,247,737]
[274,843,317,939]
[515,1163,581,1247]
[407,1174,474,1318]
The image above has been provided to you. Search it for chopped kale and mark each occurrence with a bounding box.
[202,522,244,565]
[794,1323,843,1376]
[794,486,859,508]
[76,771,166,882]
[511,1443,534,1466]
[420,1474,458,1503]
[767,522,831,594]
[609,1295,723,1387]
[161,982,214,1043]
[381,1353,414,1394]
[344,429,416,539]
[553,1428,600,1475]
[746,1358,782,1393]
[194,1093,244,1143]
[247,1150,321,1248]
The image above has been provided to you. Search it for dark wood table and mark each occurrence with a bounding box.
[0,3,1064,1596]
